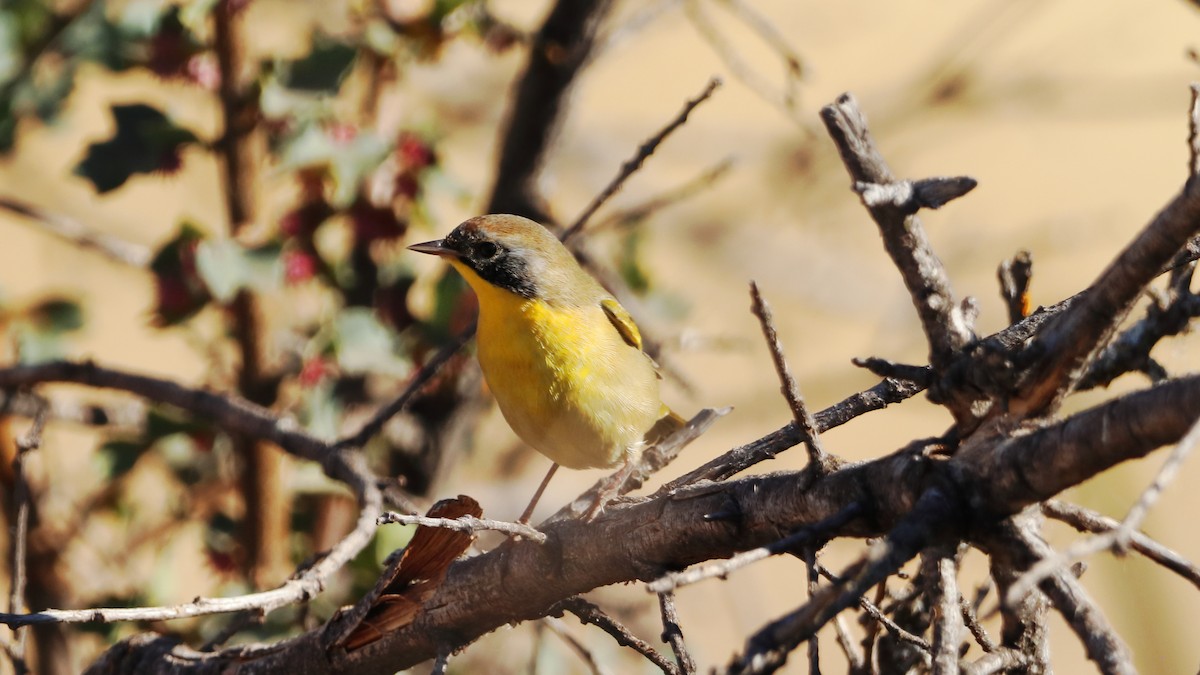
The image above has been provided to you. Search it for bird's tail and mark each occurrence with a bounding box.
[643,405,687,447]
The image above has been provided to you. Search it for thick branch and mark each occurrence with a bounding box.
[1015,171,1200,414]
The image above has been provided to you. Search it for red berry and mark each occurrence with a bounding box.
[284,250,317,284]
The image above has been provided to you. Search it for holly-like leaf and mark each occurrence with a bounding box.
[194,239,283,303]
[93,440,149,480]
[75,103,197,193]
[278,39,357,93]
[26,297,83,333]
[150,223,210,326]
[332,307,409,377]
[11,294,84,363]
[276,123,391,208]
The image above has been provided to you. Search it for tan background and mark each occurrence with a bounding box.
[2,0,1199,671]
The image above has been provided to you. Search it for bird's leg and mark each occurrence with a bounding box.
[519,462,560,525]
[583,456,639,521]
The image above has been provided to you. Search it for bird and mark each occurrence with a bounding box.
[408,214,682,522]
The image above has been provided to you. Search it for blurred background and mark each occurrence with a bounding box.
[1,0,1200,672]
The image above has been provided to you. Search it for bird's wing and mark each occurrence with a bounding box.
[600,297,643,351]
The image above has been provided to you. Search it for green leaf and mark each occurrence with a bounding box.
[27,297,83,333]
[195,239,283,303]
[13,295,83,363]
[276,124,391,209]
[75,104,197,193]
[93,440,148,480]
[277,40,357,93]
[150,223,210,326]
[332,307,408,376]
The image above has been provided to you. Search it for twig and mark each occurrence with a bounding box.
[814,563,931,654]
[854,177,977,212]
[962,648,1029,675]
[0,197,151,267]
[658,591,696,675]
[4,408,47,674]
[552,407,728,522]
[749,281,828,467]
[803,547,821,675]
[561,77,722,243]
[1002,521,1135,675]
[555,597,674,674]
[590,158,735,232]
[1013,87,1200,414]
[545,616,609,675]
[646,502,864,593]
[0,362,383,630]
[831,614,864,672]
[1189,83,1200,177]
[336,325,474,450]
[998,250,1033,325]
[1043,500,1200,590]
[377,511,546,544]
[959,595,996,653]
[488,0,619,220]
[725,488,952,674]
[659,376,922,493]
[684,0,802,121]
[1003,414,1200,606]
[925,550,962,675]
[820,93,974,376]
[431,649,450,675]
[851,357,934,387]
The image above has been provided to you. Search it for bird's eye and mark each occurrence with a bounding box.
[473,241,500,259]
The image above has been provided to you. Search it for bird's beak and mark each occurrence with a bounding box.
[407,239,457,258]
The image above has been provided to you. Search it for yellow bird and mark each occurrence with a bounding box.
[408,214,681,522]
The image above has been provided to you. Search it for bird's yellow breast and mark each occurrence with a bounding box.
[452,261,661,469]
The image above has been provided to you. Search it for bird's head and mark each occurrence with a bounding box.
[408,214,591,303]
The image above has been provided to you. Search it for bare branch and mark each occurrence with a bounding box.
[661,376,923,492]
[1004,414,1200,604]
[658,591,696,675]
[820,93,974,375]
[998,250,1033,325]
[488,0,618,221]
[561,77,722,243]
[556,596,679,675]
[4,407,47,674]
[545,616,608,675]
[1189,82,1200,177]
[1005,523,1136,675]
[854,176,977,212]
[749,281,829,467]
[925,550,962,675]
[1014,113,1200,414]
[959,595,997,653]
[962,647,1029,675]
[377,511,546,544]
[725,488,953,674]
[953,374,1200,515]
[0,197,151,267]
[1043,500,1200,590]
[0,361,383,632]
[337,325,474,450]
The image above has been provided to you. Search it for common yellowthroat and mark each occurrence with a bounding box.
[409,214,681,521]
